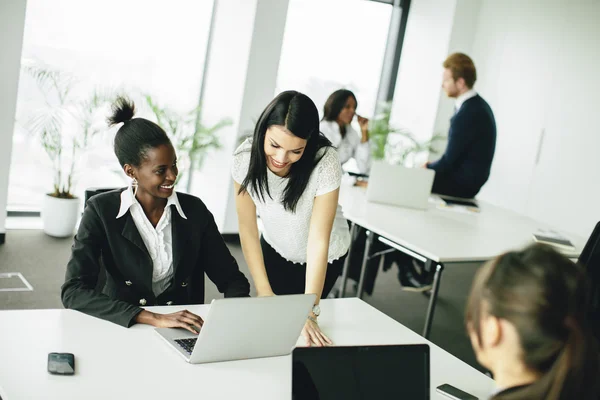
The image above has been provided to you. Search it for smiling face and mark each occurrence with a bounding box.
[263,125,307,177]
[125,143,178,199]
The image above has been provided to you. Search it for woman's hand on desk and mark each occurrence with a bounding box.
[302,317,333,347]
[135,309,204,334]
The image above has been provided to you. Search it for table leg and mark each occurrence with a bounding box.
[339,223,360,298]
[422,262,445,339]
[357,231,376,299]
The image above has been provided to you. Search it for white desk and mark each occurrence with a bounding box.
[338,184,584,338]
[0,299,494,400]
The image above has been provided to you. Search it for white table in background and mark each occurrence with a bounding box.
[338,184,584,338]
[0,298,495,400]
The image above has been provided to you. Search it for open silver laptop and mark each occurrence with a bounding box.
[366,161,435,210]
[155,294,316,364]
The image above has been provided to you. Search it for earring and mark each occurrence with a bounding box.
[132,178,138,196]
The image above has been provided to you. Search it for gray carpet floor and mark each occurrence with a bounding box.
[0,229,484,373]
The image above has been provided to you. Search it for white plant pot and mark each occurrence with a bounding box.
[42,194,80,238]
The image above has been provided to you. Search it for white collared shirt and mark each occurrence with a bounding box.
[320,120,371,174]
[455,89,477,113]
[116,185,187,297]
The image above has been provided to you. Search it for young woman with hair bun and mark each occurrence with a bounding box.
[62,96,250,331]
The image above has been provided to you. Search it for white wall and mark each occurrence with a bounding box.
[430,0,481,156]
[187,0,258,231]
[390,0,457,142]
[472,0,600,239]
[525,1,600,239]
[0,0,27,242]
[187,0,290,233]
[472,1,555,215]
[220,0,291,233]
[391,0,480,154]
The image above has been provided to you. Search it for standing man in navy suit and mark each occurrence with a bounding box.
[426,53,496,199]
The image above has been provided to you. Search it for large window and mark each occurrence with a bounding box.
[8,0,214,211]
[275,0,392,120]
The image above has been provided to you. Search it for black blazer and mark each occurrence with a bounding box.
[427,94,497,198]
[61,189,250,328]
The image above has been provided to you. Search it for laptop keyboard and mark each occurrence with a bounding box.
[175,338,197,355]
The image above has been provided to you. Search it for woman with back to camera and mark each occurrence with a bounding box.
[320,89,371,175]
[61,96,250,332]
[232,91,350,347]
[465,243,600,399]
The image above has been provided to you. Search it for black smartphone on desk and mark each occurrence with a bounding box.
[48,352,75,375]
[436,384,478,399]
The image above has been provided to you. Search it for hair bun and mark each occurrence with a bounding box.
[107,96,136,127]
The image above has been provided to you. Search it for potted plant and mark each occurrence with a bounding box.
[22,61,111,237]
[143,95,232,192]
[369,102,444,166]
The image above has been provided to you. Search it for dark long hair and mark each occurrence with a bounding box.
[107,96,171,167]
[238,91,332,212]
[466,243,600,400]
[322,89,357,136]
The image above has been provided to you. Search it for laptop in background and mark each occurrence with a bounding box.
[366,161,435,210]
[156,294,315,364]
[292,344,430,400]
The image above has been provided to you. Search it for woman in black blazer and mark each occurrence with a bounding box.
[61,96,250,332]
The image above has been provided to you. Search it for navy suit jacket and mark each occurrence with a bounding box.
[427,94,496,198]
[61,189,250,328]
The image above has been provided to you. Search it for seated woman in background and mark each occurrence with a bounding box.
[320,89,371,175]
[466,243,599,399]
[61,96,250,331]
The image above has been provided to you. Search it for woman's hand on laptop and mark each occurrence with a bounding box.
[302,318,333,347]
[136,310,204,334]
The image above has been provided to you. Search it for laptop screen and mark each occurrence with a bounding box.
[292,344,430,400]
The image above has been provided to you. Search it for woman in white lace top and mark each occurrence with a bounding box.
[232,91,350,347]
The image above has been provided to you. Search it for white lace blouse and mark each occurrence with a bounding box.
[232,138,350,264]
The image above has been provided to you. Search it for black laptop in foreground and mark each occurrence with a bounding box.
[292,344,430,400]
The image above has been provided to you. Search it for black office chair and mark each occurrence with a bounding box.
[84,188,118,207]
[576,221,600,341]
[83,188,119,292]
